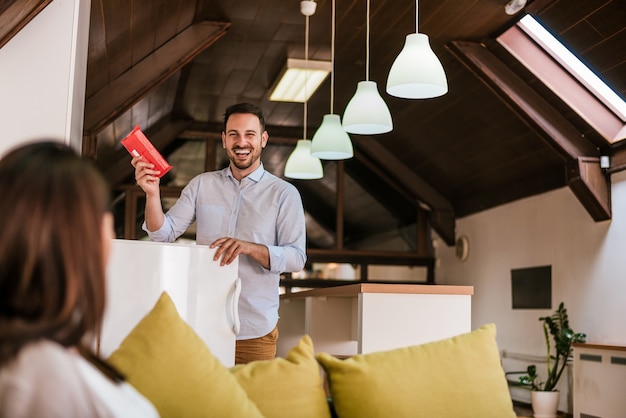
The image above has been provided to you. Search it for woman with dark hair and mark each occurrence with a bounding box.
[0,142,158,417]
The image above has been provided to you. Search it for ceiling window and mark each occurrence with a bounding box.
[498,14,626,143]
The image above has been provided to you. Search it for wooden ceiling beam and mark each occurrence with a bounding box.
[608,144,626,174]
[345,155,418,226]
[448,41,598,159]
[0,0,52,49]
[448,40,610,221]
[567,157,611,220]
[352,148,422,208]
[84,21,230,136]
[355,138,456,246]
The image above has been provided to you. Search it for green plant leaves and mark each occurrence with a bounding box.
[518,302,586,391]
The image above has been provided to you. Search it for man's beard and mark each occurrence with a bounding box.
[232,159,252,170]
[230,149,259,170]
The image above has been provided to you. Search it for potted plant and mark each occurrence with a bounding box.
[519,302,586,417]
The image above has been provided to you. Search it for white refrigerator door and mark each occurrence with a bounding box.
[99,239,240,366]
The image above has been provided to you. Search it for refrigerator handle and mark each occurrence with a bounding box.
[228,277,241,335]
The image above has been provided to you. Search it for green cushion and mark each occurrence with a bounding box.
[107,292,264,418]
[230,335,331,418]
[317,323,516,418]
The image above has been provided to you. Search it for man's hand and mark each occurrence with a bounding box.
[131,156,161,197]
[210,237,270,269]
[131,155,165,231]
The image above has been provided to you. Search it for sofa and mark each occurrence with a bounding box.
[106,292,518,418]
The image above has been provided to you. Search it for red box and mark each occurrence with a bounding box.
[121,125,172,178]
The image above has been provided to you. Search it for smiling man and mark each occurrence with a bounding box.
[131,102,307,364]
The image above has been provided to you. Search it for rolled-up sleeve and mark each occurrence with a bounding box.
[266,185,306,274]
[142,178,199,242]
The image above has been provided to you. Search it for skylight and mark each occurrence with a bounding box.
[517,15,626,122]
[497,14,626,143]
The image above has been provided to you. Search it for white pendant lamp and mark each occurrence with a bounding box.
[342,81,393,134]
[386,0,448,99]
[284,1,324,179]
[311,114,353,159]
[342,0,393,135]
[311,0,354,160]
[284,139,323,179]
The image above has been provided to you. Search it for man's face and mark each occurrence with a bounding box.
[222,113,268,176]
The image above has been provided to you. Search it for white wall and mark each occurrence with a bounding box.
[435,171,626,412]
[0,0,90,156]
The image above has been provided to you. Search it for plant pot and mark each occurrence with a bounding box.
[531,390,560,418]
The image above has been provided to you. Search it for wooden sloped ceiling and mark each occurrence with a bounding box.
[448,40,609,221]
[441,0,626,223]
[83,21,230,139]
[83,0,230,160]
[0,0,52,49]
[354,0,622,240]
[79,0,625,251]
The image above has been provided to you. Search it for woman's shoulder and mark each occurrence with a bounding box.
[0,340,92,417]
[0,340,158,418]
[5,340,76,377]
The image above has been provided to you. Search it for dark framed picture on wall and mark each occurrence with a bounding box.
[511,265,551,309]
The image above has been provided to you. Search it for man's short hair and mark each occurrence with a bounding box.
[223,102,266,132]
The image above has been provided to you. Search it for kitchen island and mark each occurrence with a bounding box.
[277,283,474,357]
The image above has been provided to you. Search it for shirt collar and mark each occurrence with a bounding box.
[223,162,265,183]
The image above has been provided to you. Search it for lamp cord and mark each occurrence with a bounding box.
[415,0,419,33]
[304,13,309,139]
[330,0,336,114]
[366,0,371,81]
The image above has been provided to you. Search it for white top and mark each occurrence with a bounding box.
[0,340,158,418]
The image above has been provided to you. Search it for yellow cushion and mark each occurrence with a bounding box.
[230,335,331,418]
[317,323,516,418]
[107,292,264,418]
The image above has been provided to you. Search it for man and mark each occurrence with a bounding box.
[132,102,307,364]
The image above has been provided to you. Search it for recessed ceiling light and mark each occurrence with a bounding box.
[269,59,331,102]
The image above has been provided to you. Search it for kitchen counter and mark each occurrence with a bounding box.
[277,282,474,357]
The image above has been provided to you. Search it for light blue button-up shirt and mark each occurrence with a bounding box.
[143,163,307,339]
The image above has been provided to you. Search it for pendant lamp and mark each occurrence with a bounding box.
[285,139,323,179]
[284,1,323,179]
[342,0,393,135]
[310,114,353,159]
[311,0,353,160]
[386,0,448,99]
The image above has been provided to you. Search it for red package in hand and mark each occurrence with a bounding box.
[121,125,172,178]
